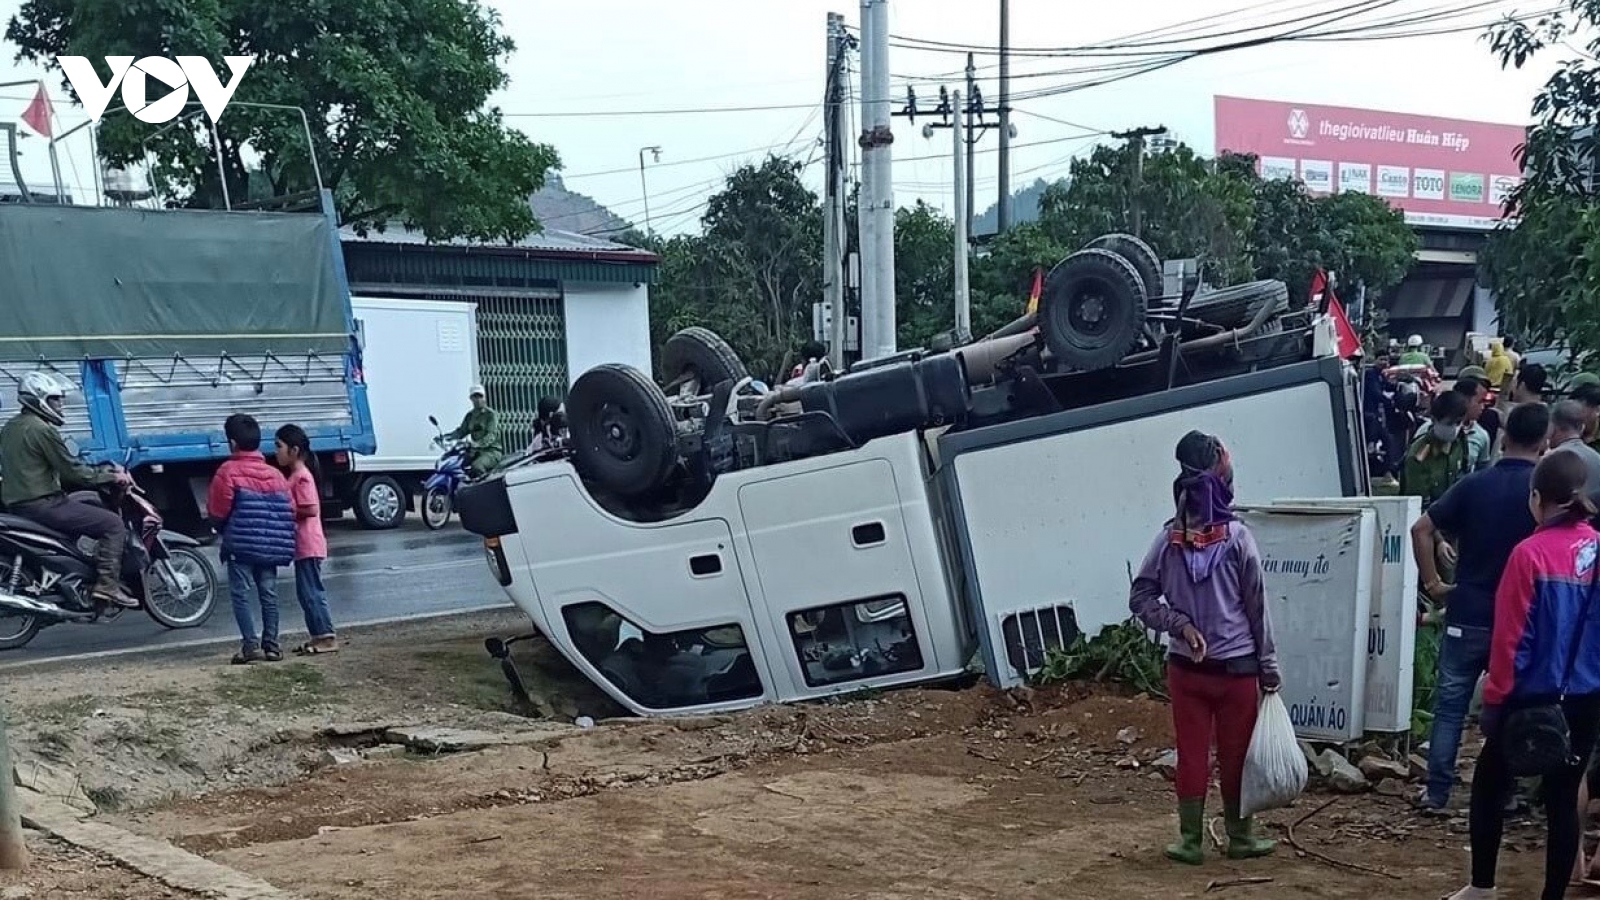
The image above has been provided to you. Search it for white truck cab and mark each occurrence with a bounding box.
[464,354,1364,717]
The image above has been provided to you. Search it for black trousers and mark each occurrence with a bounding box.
[12,494,124,544]
[1471,693,1600,898]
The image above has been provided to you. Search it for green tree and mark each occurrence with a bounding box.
[8,0,558,242]
[893,201,956,349]
[1484,2,1600,350]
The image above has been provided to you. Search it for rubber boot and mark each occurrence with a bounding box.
[90,539,138,609]
[1224,802,1277,860]
[1165,799,1205,865]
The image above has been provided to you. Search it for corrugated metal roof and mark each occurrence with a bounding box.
[1386,276,1476,319]
[340,222,654,260]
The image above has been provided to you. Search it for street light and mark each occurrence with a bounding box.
[638,145,662,233]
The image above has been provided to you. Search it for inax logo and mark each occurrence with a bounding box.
[58,56,254,124]
[1287,108,1310,140]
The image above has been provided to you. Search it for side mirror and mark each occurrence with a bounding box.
[428,415,439,427]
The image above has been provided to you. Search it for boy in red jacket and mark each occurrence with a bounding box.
[207,415,298,664]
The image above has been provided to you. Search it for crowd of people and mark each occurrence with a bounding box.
[1130,348,1600,898]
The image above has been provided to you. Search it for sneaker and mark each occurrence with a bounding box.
[1414,788,1451,816]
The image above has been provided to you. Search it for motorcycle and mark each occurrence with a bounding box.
[0,466,219,650]
[422,416,472,531]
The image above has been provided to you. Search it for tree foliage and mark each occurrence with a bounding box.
[8,0,558,241]
[1483,2,1600,351]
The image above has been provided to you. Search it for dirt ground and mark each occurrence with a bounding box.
[0,610,1567,899]
[0,834,186,899]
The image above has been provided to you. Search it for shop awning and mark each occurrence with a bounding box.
[1386,277,1476,320]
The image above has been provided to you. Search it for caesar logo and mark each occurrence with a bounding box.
[58,56,254,125]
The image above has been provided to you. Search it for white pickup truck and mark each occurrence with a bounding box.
[455,237,1368,717]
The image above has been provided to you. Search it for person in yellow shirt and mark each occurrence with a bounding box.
[1484,340,1513,399]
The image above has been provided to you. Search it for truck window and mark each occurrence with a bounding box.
[560,601,762,709]
[785,596,925,688]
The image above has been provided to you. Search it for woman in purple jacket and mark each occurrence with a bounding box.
[1130,431,1281,865]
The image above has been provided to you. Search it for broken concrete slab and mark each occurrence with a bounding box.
[23,793,301,900]
[314,748,363,769]
[318,722,401,739]
[1357,756,1410,782]
[12,759,94,816]
[382,725,574,754]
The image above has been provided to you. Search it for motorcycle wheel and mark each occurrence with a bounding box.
[422,487,453,531]
[144,547,218,630]
[0,560,41,650]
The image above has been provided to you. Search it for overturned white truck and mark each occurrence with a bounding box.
[456,236,1369,717]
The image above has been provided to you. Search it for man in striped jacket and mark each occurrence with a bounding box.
[207,414,297,664]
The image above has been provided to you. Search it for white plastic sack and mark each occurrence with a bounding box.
[1239,692,1308,817]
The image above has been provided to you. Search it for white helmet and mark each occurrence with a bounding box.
[468,383,486,399]
[18,371,71,426]
[1406,334,1424,348]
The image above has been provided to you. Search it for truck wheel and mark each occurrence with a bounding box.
[1084,233,1163,303]
[354,475,406,529]
[661,327,749,393]
[568,363,678,497]
[1185,280,1289,330]
[1039,248,1148,372]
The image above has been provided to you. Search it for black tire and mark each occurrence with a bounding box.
[143,547,218,630]
[1039,248,1149,371]
[662,327,749,392]
[353,475,406,530]
[1185,280,1290,330]
[0,614,40,651]
[568,363,678,497]
[422,487,453,530]
[1084,233,1163,303]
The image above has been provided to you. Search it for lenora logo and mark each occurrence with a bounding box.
[58,56,254,124]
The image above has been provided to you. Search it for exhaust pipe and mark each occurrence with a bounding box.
[0,590,65,617]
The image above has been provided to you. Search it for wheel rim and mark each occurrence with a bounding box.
[424,491,450,526]
[367,483,401,523]
[596,403,642,463]
[146,549,214,627]
[0,561,37,644]
[1069,286,1112,338]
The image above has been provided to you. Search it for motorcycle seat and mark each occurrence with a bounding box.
[0,513,70,541]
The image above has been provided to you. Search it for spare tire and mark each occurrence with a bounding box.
[1084,233,1163,303]
[662,327,748,393]
[1185,280,1289,329]
[567,363,678,497]
[1039,248,1148,371]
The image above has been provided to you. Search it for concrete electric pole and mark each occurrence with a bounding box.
[858,0,897,362]
[822,13,852,369]
[0,705,27,871]
[996,0,1013,232]
[1111,126,1167,238]
[638,145,662,234]
[951,90,970,343]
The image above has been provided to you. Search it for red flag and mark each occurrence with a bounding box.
[1024,266,1044,316]
[21,83,52,139]
[1308,268,1361,358]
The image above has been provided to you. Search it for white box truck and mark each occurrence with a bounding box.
[330,296,479,529]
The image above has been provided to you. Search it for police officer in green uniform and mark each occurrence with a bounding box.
[440,384,504,478]
[1569,371,1600,454]
[1401,388,1472,509]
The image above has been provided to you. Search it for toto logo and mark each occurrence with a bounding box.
[58,55,254,124]
[1287,108,1310,140]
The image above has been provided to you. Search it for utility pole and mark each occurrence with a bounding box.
[951,90,970,343]
[0,705,26,871]
[858,0,897,361]
[996,0,1012,231]
[638,145,662,233]
[823,13,851,370]
[965,54,978,234]
[1111,125,1167,239]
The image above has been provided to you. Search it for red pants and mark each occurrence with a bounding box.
[1167,661,1260,803]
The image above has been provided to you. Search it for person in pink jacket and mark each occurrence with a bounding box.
[274,424,338,655]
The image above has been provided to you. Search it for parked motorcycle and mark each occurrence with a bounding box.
[422,416,472,531]
[0,467,219,650]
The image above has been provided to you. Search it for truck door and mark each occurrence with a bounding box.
[737,458,943,699]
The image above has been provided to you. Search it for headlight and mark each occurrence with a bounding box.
[483,537,512,586]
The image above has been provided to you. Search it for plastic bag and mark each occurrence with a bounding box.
[1238,692,1308,817]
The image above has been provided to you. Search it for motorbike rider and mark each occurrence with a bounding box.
[526,396,566,454]
[1398,334,1433,367]
[0,372,137,609]
[439,384,504,478]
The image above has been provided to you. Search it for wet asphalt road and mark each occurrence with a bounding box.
[0,518,512,664]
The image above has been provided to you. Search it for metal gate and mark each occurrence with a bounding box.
[424,291,567,443]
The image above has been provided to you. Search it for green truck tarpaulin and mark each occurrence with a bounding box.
[0,203,350,362]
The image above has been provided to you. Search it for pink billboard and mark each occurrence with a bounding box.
[1214,95,1526,230]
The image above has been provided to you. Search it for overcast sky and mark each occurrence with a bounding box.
[0,0,1565,236]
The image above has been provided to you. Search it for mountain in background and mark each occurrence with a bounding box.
[529,172,631,237]
[972,178,1061,237]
